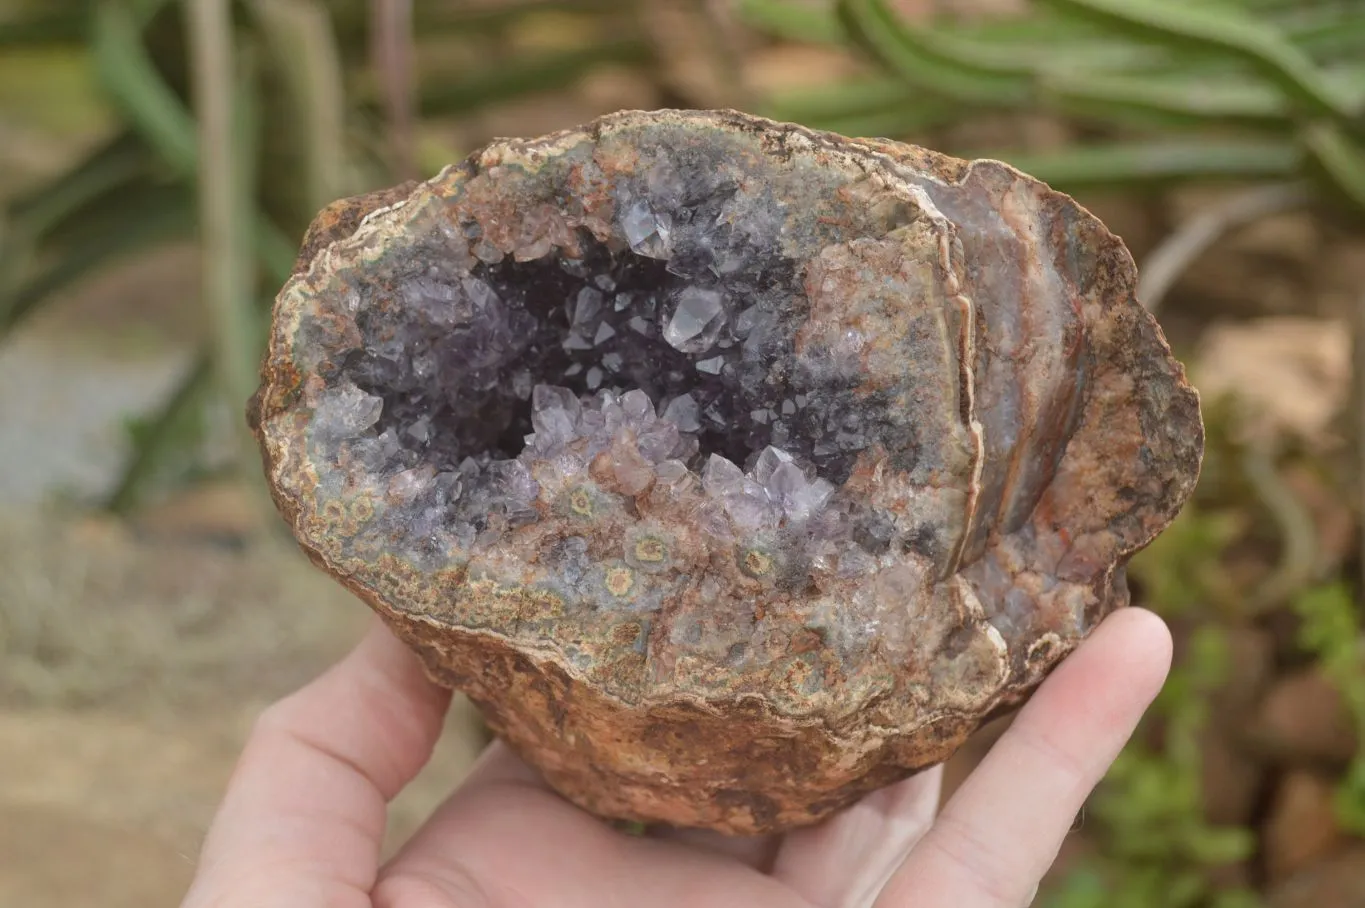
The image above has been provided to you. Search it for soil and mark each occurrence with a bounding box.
[0,503,489,906]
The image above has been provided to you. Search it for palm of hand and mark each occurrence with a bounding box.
[377,744,944,908]
[182,609,1170,908]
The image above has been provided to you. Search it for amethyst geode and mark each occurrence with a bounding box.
[249,109,1202,834]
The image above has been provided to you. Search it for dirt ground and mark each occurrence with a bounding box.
[0,499,495,906]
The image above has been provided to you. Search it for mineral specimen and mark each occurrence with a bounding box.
[249,109,1203,835]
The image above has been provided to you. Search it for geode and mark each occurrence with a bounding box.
[249,109,1202,835]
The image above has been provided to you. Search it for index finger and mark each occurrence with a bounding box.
[181,617,451,908]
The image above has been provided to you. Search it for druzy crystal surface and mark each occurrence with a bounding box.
[250,110,1203,834]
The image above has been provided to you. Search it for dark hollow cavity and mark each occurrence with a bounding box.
[337,186,892,488]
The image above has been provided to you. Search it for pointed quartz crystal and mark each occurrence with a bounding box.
[663,287,726,353]
[621,199,672,259]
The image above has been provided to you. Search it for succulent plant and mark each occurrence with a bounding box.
[248,109,1202,834]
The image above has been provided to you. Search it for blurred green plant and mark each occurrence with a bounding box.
[1035,500,1264,908]
[1128,506,1244,619]
[0,0,662,512]
[1293,581,1365,835]
[739,0,1365,206]
[1043,625,1261,908]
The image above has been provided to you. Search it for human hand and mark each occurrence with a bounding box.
[180,607,1171,908]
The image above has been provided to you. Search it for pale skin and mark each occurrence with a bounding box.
[181,607,1171,908]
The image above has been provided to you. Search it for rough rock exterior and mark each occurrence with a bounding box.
[249,109,1203,834]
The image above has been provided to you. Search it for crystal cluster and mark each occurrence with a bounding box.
[305,137,930,608]
[251,110,1203,834]
[337,154,884,492]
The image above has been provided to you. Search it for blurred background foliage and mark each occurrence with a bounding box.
[1,0,1364,905]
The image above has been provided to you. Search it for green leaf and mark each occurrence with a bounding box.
[0,1,89,47]
[23,170,179,250]
[961,2,1365,76]
[1277,3,1365,60]
[1300,121,1365,212]
[765,3,1316,131]
[735,0,846,43]
[0,143,176,331]
[2,163,293,340]
[860,10,1162,79]
[414,0,627,35]
[419,40,652,115]
[827,3,1337,131]
[1042,0,1360,121]
[256,219,300,286]
[1041,70,1291,129]
[1210,890,1264,908]
[836,0,1031,103]
[984,139,1302,189]
[91,0,197,172]
[0,183,195,334]
[759,78,964,138]
[1293,581,1358,656]
[1334,758,1365,836]
[1185,826,1256,865]
[106,352,213,514]
[942,13,1166,70]
[774,108,962,143]
[763,77,913,121]
[6,131,156,237]
[1042,865,1111,908]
